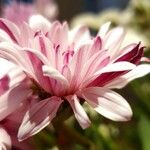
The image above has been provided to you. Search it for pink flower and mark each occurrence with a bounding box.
[2,0,58,26]
[0,66,35,149]
[2,1,36,26]
[0,15,149,141]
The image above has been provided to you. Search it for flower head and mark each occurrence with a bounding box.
[0,15,149,141]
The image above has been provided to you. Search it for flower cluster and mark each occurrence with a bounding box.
[0,15,149,148]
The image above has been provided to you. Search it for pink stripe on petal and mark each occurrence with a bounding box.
[33,32,55,66]
[94,61,135,76]
[0,19,19,43]
[82,87,132,121]
[22,48,53,92]
[18,96,62,141]
[79,50,110,88]
[62,65,71,82]
[115,43,144,65]
[0,76,9,96]
[81,50,109,80]
[43,65,69,88]
[116,43,140,62]
[23,48,49,65]
[86,61,135,87]
[63,50,74,65]
[48,21,68,52]
[105,64,150,89]
[66,95,91,129]
[117,43,137,57]
[68,44,90,91]
[130,47,144,64]
[0,82,31,121]
[87,36,102,58]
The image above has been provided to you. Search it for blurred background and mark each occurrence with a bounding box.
[0,0,150,150]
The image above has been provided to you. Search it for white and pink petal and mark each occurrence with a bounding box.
[102,27,126,59]
[98,22,111,38]
[0,18,20,43]
[105,64,150,89]
[82,87,132,121]
[0,81,32,121]
[0,42,35,78]
[42,65,69,88]
[18,96,62,141]
[0,126,11,150]
[29,15,51,33]
[66,95,91,129]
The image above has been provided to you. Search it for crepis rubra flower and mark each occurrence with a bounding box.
[0,15,149,141]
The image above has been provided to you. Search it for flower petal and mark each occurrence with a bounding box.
[105,64,150,89]
[0,18,20,43]
[103,27,126,58]
[48,21,69,52]
[18,96,62,141]
[81,50,109,80]
[82,87,132,121]
[42,65,69,87]
[83,61,136,87]
[66,95,91,129]
[94,61,136,76]
[68,44,91,90]
[0,76,9,96]
[31,33,55,66]
[115,43,144,65]
[0,126,11,150]
[98,22,111,38]
[0,58,14,78]
[0,29,14,42]
[141,57,150,63]
[29,15,51,33]
[0,42,35,78]
[69,25,90,47]
[87,36,102,58]
[69,26,90,51]
[23,48,49,65]
[0,79,31,121]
